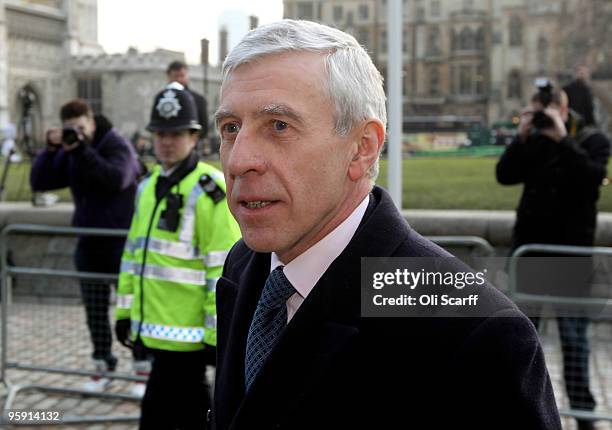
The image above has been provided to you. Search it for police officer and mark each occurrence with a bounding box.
[115,82,240,429]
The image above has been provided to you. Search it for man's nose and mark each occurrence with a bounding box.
[224,127,266,178]
[157,134,173,146]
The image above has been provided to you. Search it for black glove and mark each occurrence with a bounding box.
[203,345,217,366]
[115,319,132,348]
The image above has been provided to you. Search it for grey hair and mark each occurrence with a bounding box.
[221,19,387,180]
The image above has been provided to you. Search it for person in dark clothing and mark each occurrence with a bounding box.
[564,65,596,126]
[496,86,609,249]
[496,85,610,430]
[166,60,209,140]
[30,99,141,391]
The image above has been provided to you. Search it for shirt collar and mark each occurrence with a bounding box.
[160,164,179,177]
[270,194,370,300]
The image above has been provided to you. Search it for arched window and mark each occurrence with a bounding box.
[428,25,441,55]
[459,65,472,95]
[509,16,523,46]
[429,67,440,96]
[475,27,485,50]
[508,70,522,99]
[380,30,387,53]
[537,36,549,73]
[475,65,485,95]
[459,27,474,50]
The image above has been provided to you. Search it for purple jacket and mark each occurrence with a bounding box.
[30,116,140,248]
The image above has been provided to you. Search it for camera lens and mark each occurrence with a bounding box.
[62,128,80,145]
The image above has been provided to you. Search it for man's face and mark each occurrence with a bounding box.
[218,52,364,263]
[168,68,189,86]
[63,115,95,141]
[153,130,196,170]
[576,66,589,81]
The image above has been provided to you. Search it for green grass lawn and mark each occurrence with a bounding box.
[2,157,611,212]
[377,157,524,210]
[0,161,72,202]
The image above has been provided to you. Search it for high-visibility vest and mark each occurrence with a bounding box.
[116,162,240,351]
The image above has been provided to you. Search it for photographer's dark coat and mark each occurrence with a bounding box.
[496,116,610,247]
[31,115,140,249]
[213,186,561,430]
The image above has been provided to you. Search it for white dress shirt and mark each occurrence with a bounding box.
[270,195,370,322]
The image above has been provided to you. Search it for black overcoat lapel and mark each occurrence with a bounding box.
[214,250,270,430]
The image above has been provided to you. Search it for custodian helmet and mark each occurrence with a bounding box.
[147,82,202,132]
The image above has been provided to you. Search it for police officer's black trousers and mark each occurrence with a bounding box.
[74,242,122,365]
[139,348,211,430]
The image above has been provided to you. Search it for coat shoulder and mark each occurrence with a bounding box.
[222,239,253,280]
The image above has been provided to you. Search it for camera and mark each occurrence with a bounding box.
[531,78,555,130]
[62,127,81,146]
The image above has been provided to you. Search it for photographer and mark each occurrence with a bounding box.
[496,82,610,430]
[30,99,141,391]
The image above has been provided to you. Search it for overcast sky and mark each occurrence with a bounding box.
[98,0,283,66]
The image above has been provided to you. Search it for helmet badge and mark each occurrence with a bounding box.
[156,90,182,119]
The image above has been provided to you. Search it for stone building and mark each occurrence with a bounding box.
[488,0,575,121]
[283,0,600,128]
[0,0,101,147]
[70,47,223,140]
[1,0,244,150]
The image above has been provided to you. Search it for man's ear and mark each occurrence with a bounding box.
[348,119,385,181]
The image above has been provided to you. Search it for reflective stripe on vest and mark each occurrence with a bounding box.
[131,174,227,263]
[134,176,152,216]
[132,320,204,343]
[117,294,133,309]
[206,278,219,293]
[125,238,227,268]
[121,261,206,285]
[126,237,200,260]
[178,183,205,243]
[205,250,228,267]
[204,314,217,330]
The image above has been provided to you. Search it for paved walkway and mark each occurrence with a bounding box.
[0,299,141,429]
[0,299,611,429]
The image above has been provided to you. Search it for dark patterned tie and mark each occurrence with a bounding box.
[245,266,296,391]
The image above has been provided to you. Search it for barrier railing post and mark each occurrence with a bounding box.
[1,221,8,384]
[426,235,496,257]
[0,224,143,425]
[509,243,612,425]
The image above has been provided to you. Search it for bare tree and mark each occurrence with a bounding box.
[560,0,612,77]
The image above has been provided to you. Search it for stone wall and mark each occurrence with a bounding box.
[2,203,83,297]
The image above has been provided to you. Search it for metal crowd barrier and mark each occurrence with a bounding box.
[1,224,143,425]
[9,228,609,425]
[509,244,612,425]
[426,235,496,257]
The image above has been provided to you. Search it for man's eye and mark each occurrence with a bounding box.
[222,123,240,134]
[273,120,288,131]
